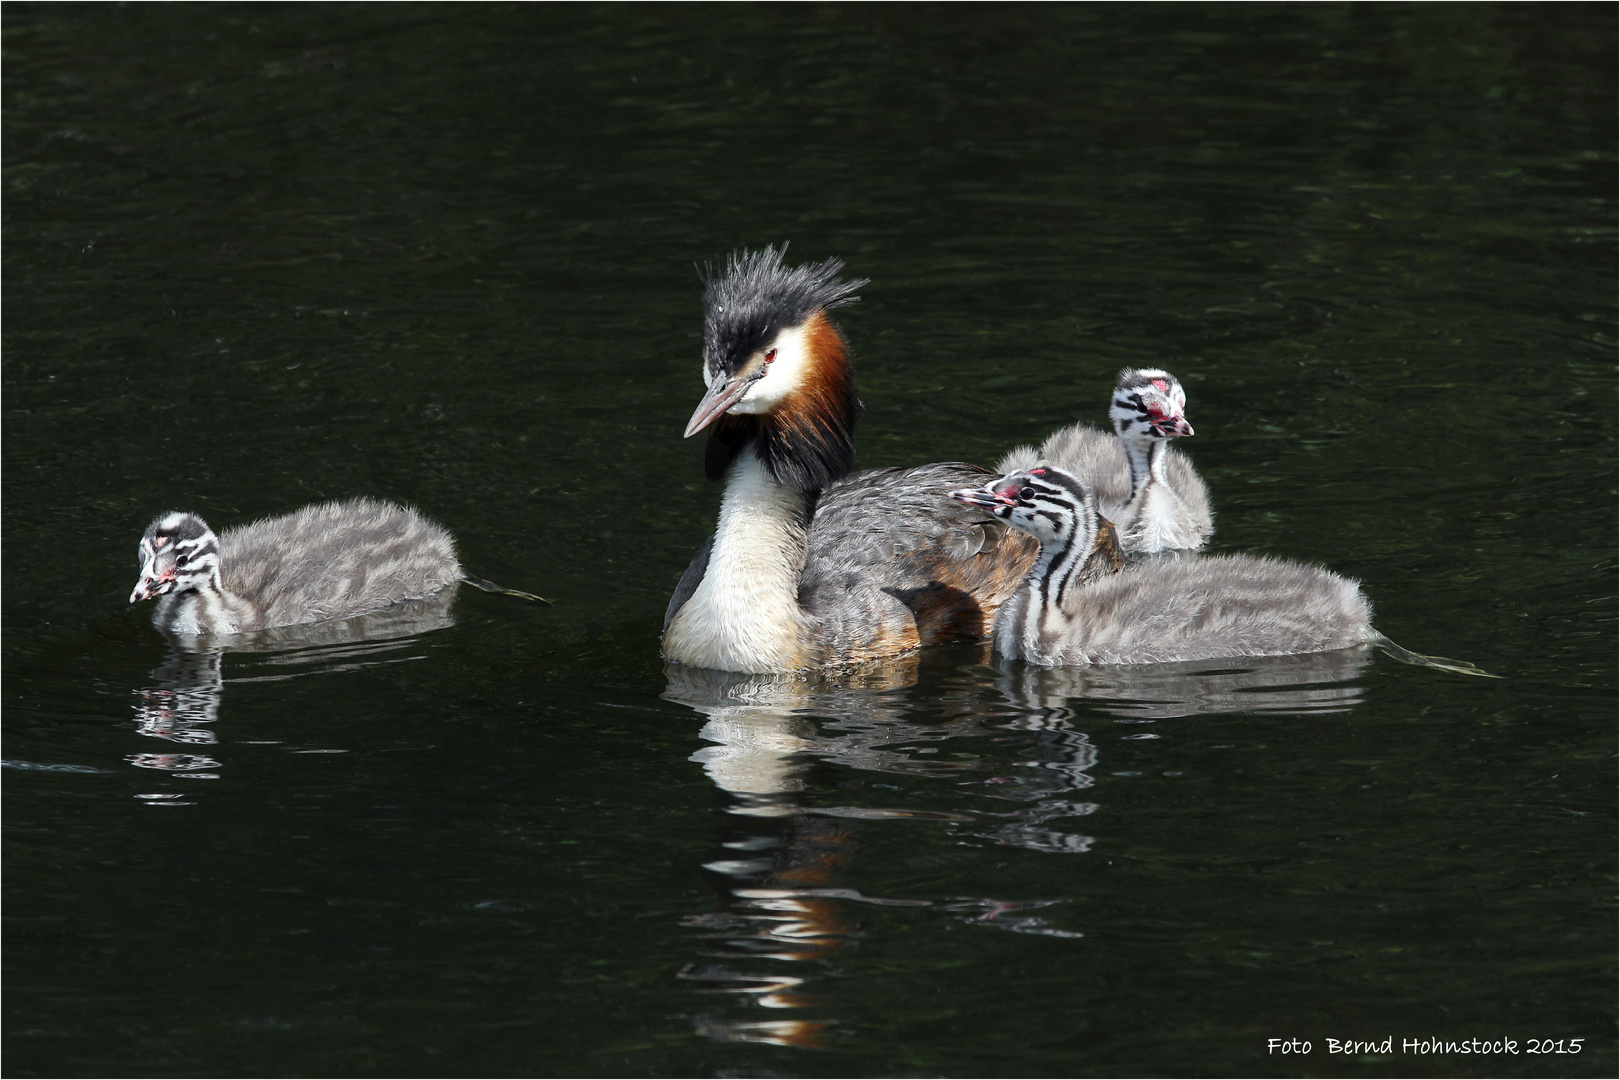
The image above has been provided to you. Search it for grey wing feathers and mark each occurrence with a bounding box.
[220,498,462,628]
[799,462,1038,659]
[808,463,1001,570]
[665,532,715,631]
[1055,554,1372,666]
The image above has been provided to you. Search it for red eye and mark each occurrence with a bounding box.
[763,349,777,364]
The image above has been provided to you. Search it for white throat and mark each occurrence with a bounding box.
[663,448,813,673]
[1117,439,1194,553]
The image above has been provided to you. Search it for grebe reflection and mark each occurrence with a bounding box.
[663,646,1373,1045]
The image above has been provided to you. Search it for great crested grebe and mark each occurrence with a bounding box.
[950,467,1370,665]
[999,368,1213,554]
[662,247,1121,674]
[131,498,474,636]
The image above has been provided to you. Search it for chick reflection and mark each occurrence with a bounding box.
[971,649,1372,852]
[134,647,225,746]
[991,647,1374,721]
[127,593,457,792]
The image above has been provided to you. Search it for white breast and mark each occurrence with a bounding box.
[663,453,812,673]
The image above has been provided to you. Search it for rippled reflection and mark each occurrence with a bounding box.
[127,594,457,796]
[992,648,1374,721]
[156,587,460,660]
[664,646,1374,1045]
[133,648,225,747]
[668,664,924,1047]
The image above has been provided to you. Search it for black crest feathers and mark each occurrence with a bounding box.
[699,246,865,492]
[701,245,867,379]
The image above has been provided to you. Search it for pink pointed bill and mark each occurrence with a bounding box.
[130,567,172,603]
[948,485,1010,511]
[1146,405,1193,438]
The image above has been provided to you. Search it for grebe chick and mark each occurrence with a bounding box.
[131,498,466,636]
[951,467,1371,666]
[999,368,1213,554]
[664,246,1103,675]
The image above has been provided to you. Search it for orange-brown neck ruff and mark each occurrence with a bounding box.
[705,310,859,493]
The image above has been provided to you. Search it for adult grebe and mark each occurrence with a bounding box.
[662,247,1120,674]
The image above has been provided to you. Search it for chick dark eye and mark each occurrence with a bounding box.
[763,349,777,364]
[1018,487,1036,500]
[174,554,189,568]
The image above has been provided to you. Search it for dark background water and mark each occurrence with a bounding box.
[4,4,1614,1077]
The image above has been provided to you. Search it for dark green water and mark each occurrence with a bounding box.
[4,4,1614,1077]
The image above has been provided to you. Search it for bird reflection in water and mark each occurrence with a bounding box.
[995,647,1374,722]
[673,659,988,1048]
[664,645,1373,1046]
[128,592,458,799]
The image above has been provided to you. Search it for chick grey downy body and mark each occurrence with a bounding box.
[999,368,1213,554]
[951,467,1372,666]
[662,247,1120,675]
[130,498,464,636]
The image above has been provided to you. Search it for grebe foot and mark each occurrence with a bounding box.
[1372,635,1498,678]
[461,575,551,605]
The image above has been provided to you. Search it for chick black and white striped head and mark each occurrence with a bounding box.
[130,512,220,604]
[948,467,1099,550]
[684,245,866,490]
[1110,368,1194,442]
